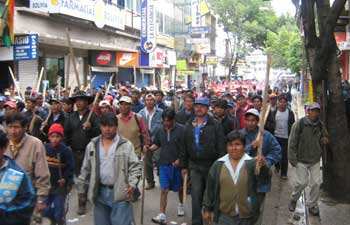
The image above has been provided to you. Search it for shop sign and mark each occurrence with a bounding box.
[194,43,210,54]
[206,56,217,65]
[140,0,157,53]
[188,26,210,34]
[176,60,188,71]
[30,0,125,30]
[186,38,209,44]
[140,49,163,68]
[339,41,350,51]
[116,52,139,67]
[167,51,177,66]
[90,51,117,67]
[14,34,39,61]
[156,34,175,49]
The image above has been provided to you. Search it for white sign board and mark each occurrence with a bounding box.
[30,0,125,30]
[186,38,209,44]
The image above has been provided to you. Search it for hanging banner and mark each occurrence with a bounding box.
[191,0,201,28]
[140,0,157,53]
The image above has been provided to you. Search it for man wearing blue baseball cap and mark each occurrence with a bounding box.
[180,97,226,225]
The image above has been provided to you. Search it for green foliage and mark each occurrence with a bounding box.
[265,17,302,75]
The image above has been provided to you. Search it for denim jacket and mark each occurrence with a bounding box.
[240,128,281,192]
[138,107,163,140]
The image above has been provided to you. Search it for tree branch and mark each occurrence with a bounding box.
[329,0,347,27]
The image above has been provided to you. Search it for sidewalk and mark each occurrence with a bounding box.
[262,89,350,225]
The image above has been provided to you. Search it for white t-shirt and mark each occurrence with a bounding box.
[274,109,289,139]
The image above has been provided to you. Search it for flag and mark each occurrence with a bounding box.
[0,0,15,47]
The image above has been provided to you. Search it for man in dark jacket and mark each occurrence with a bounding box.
[180,98,225,225]
[41,98,66,142]
[214,99,239,136]
[265,95,295,178]
[175,93,195,125]
[131,89,145,113]
[64,91,100,215]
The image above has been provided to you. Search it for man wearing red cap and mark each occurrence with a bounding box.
[43,123,74,225]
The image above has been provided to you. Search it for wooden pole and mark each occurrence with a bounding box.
[105,74,115,97]
[85,91,101,124]
[182,173,188,203]
[66,29,81,88]
[255,55,271,175]
[140,155,146,225]
[36,67,45,93]
[133,65,137,86]
[8,66,23,99]
[65,54,71,90]
[141,69,145,87]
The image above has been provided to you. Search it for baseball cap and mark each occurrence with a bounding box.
[119,96,132,104]
[245,108,260,119]
[0,96,6,102]
[194,98,210,106]
[4,91,10,96]
[99,100,111,107]
[308,102,321,110]
[4,101,16,109]
[48,123,64,136]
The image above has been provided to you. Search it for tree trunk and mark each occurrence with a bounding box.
[301,0,350,200]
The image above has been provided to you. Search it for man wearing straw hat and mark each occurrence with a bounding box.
[64,90,100,215]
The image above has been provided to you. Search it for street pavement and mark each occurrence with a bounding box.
[43,179,192,225]
[42,89,350,225]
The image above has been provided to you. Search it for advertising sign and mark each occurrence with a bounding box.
[140,49,163,68]
[30,0,125,30]
[90,51,117,67]
[188,26,210,34]
[206,56,218,65]
[116,52,139,67]
[14,34,39,61]
[156,34,175,49]
[186,38,209,44]
[194,43,211,54]
[140,0,157,53]
[191,0,200,27]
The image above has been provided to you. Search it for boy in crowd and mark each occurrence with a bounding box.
[146,109,185,225]
[43,123,74,225]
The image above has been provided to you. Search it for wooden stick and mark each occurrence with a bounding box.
[85,91,101,125]
[36,67,45,93]
[66,29,81,88]
[105,74,115,97]
[140,154,146,225]
[65,54,71,90]
[182,173,188,203]
[8,66,23,99]
[255,55,271,175]
[133,65,137,86]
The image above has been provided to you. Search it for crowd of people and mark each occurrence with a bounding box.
[0,82,328,225]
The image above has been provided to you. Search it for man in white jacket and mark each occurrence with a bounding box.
[77,112,141,225]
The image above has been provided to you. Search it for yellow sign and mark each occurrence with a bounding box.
[157,35,175,49]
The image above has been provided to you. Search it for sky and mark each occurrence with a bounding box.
[271,0,296,16]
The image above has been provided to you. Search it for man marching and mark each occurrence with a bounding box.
[77,113,141,225]
[64,90,100,215]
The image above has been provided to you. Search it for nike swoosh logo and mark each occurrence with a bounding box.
[120,57,135,65]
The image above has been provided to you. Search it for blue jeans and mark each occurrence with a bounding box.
[94,186,133,225]
[43,193,65,223]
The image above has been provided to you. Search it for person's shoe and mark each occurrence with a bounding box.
[177,203,185,216]
[152,213,167,225]
[146,183,155,190]
[309,206,320,216]
[289,200,297,212]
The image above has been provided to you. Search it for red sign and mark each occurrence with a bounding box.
[96,52,113,65]
[335,32,346,46]
[156,51,164,68]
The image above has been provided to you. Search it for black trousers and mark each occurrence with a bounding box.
[190,165,210,225]
[275,137,289,176]
[73,150,85,177]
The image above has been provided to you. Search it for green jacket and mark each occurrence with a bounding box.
[76,135,141,204]
[202,157,271,223]
[288,117,326,165]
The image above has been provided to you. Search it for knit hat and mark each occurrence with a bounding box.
[48,123,64,136]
